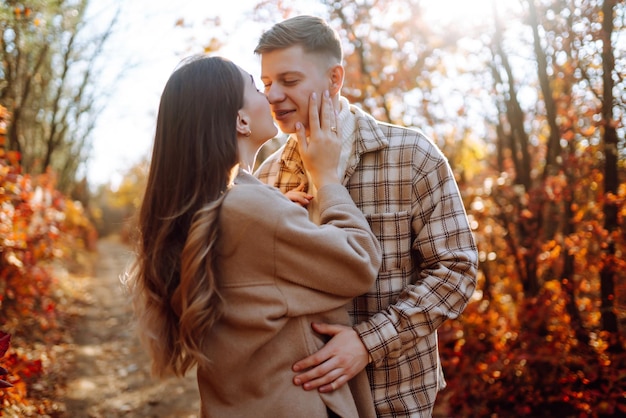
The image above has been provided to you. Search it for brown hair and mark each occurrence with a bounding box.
[254,15,342,63]
[127,55,243,377]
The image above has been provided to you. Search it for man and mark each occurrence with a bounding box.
[254,15,478,417]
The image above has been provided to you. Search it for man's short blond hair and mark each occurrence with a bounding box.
[255,15,343,64]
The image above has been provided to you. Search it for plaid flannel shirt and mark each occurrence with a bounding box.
[255,104,478,417]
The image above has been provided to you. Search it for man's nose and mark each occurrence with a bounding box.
[265,83,284,103]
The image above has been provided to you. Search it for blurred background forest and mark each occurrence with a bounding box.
[1,0,625,416]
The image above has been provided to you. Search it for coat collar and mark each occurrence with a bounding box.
[235,168,264,185]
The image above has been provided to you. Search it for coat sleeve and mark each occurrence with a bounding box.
[225,183,382,318]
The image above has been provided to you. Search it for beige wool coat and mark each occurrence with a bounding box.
[196,171,381,418]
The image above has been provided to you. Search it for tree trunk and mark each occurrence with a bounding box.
[599,0,619,336]
[527,0,561,177]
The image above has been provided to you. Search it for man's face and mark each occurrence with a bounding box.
[260,45,332,136]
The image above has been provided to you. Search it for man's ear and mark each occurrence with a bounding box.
[329,64,344,96]
[236,111,251,136]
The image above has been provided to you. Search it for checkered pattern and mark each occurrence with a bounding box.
[255,104,478,417]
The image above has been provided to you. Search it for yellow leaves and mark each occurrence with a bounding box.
[579,125,597,137]
[203,37,223,54]
[456,134,487,182]
[105,159,148,210]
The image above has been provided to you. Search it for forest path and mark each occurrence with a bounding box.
[58,235,200,418]
[55,235,451,417]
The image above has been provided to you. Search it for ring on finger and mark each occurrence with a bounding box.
[330,381,336,391]
[330,126,337,133]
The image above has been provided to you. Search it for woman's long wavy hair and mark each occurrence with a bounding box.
[127,56,243,377]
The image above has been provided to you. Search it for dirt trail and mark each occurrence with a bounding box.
[58,236,200,418]
[55,236,450,417]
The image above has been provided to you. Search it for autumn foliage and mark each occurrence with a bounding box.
[0,332,12,389]
[300,0,626,416]
[0,0,624,415]
[439,279,626,416]
[0,104,97,415]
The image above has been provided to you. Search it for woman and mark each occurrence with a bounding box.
[127,55,381,418]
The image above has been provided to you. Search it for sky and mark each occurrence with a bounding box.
[85,0,516,189]
[86,0,273,187]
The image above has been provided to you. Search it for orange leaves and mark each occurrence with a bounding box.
[0,105,20,168]
[12,6,32,19]
[0,121,6,147]
[4,150,21,166]
[0,105,8,152]
[11,5,41,27]
[0,150,96,412]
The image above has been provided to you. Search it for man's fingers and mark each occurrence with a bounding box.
[292,324,347,373]
[293,324,370,392]
[293,347,331,372]
[320,374,350,393]
[311,322,343,336]
[295,362,345,391]
[302,370,345,391]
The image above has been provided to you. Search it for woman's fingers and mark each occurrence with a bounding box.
[308,91,320,135]
[295,120,307,152]
[305,90,337,136]
[298,90,334,151]
[297,90,341,188]
[320,90,337,133]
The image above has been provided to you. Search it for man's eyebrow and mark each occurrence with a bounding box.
[261,71,305,80]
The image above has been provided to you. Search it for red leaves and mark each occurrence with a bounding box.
[0,331,13,388]
[0,332,10,358]
[0,104,97,411]
[438,282,626,416]
[0,376,12,389]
